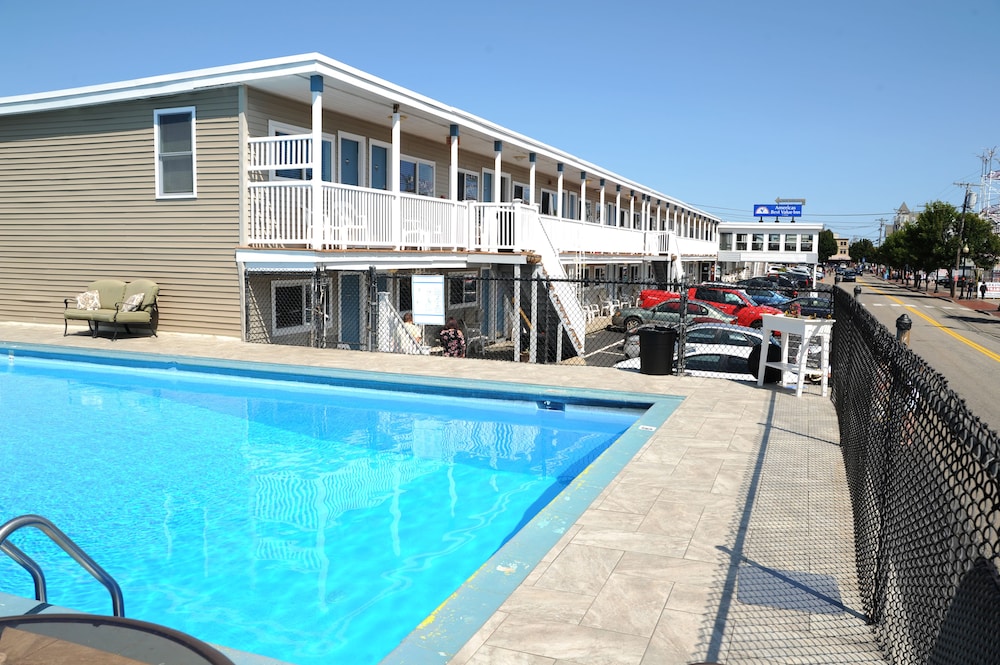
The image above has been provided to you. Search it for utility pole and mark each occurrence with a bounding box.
[951,182,976,298]
[876,218,888,245]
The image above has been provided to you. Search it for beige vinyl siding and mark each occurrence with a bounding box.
[0,87,243,337]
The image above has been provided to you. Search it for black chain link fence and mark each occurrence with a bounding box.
[830,288,1000,664]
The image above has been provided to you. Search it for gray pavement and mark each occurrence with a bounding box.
[0,322,885,664]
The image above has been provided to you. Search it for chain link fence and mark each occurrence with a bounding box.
[244,268,829,379]
[830,288,1000,664]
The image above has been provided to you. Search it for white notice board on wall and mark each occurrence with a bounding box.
[411,275,445,325]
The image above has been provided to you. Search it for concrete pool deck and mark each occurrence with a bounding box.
[0,322,885,664]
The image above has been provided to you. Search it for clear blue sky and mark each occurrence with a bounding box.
[2,0,996,242]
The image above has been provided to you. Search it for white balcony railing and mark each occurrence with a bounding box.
[538,215,650,255]
[248,135,312,171]
[244,136,677,257]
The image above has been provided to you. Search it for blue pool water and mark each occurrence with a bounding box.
[0,352,644,664]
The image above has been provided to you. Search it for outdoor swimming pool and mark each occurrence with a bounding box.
[0,347,676,664]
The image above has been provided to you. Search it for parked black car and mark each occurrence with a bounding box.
[778,296,833,318]
[737,275,803,294]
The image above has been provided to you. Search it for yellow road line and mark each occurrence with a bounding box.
[861,280,1000,362]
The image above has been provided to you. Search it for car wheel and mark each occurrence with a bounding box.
[624,317,642,332]
[750,319,763,329]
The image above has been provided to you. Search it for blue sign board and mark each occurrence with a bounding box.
[753,204,802,217]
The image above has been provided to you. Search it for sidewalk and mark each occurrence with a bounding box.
[0,323,883,664]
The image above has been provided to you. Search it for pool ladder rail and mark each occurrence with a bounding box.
[0,513,125,617]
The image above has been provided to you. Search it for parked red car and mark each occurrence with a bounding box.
[639,285,782,328]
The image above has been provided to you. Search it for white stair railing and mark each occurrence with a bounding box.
[523,208,586,356]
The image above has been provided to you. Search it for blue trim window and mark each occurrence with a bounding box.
[154,107,196,198]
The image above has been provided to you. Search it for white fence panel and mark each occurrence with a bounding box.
[247,135,312,171]
[247,182,312,245]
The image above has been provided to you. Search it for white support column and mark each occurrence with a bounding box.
[556,163,564,218]
[629,192,636,229]
[599,179,606,225]
[310,75,323,250]
[656,201,662,230]
[580,171,586,222]
[528,153,536,206]
[391,104,402,248]
[449,124,460,250]
[448,124,459,200]
[615,186,622,227]
[493,140,502,203]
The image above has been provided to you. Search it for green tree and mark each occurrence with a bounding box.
[910,201,957,289]
[818,229,838,263]
[876,225,911,273]
[849,239,876,264]
[952,212,1000,285]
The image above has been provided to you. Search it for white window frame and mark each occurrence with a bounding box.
[154,106,197,199]
[512,180,531,204]
[481,168,511,202]
[458,168,480,201]
[448,272,479,309]
[605,202,616,226]
[338,130,366,186]
[561,191,578,220]
[271,279,321,335]
[540,188,558,216]
[401,154,436,196]
[268,120,335,182]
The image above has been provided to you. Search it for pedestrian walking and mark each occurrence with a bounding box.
[981,282,988,300]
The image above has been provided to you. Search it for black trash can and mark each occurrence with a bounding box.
[638,324,677,375]
[747,341,782,383]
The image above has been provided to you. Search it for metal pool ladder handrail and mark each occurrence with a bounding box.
[0,513,125,617]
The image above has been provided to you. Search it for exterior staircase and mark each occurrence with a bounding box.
[527,216,587,357]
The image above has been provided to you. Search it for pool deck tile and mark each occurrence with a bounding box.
[0,322,885,665]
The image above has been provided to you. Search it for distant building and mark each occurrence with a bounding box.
[888,202,918,236]
[830,235,851,263]
[716,220,822,279]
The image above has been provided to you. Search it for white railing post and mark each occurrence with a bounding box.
[391,105,402,248]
